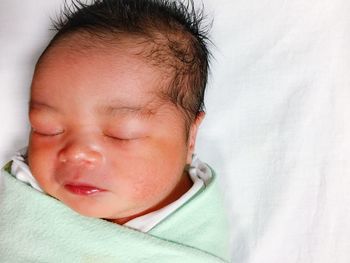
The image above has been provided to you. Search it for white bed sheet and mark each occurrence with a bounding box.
[1,0,350,262]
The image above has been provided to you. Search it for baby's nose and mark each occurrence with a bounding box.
[58,138,103,167]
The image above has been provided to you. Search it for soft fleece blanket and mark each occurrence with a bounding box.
[0,167,230,263]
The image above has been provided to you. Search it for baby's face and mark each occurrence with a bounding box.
[27,41,201,222]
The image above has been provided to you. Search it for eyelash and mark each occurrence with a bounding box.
[32,129,64,137]
[103,134,134,142]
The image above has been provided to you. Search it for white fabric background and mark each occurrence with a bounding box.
[1,0,350,262]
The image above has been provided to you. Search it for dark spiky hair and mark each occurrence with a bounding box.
[38,0,212,133]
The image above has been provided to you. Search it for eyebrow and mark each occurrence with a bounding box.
[29,100,58,112]
[29,100,155,117]
[101,104,155,118]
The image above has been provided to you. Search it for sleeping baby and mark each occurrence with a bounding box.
[0,0,230,262]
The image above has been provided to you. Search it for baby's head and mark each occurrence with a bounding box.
[27,0,210,223]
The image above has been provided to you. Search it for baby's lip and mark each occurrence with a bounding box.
[64,182,107,195]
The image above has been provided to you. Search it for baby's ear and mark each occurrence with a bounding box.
[186,111,205,164]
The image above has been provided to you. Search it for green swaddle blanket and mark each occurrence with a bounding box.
[0,167,230,262]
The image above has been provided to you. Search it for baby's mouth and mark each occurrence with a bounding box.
[64,183,107,195]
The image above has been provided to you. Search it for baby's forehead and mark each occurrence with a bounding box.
[37,32,174,85]
[40,36,136,67]
[32,43,175,112]
[32,30,191,121]
[45,31,168,60]
[39,29,188,78]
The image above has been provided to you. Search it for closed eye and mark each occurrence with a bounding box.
[32,129,64,137]
[103,134,135,141]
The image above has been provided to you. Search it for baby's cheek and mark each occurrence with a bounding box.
[124,169,170,207]
[130,172,162,198]
[28,137,58,186]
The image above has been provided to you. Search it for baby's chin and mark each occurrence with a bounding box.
[52,189,140,221]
